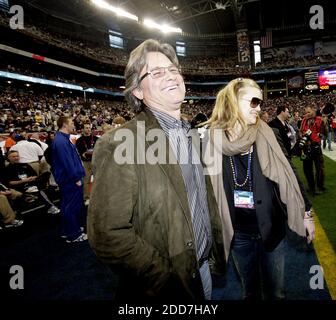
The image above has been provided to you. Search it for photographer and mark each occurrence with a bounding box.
[300,106,327,196]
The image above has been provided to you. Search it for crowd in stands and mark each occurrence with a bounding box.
[1,85,336,229]
[181,93,336,122]
[0,89,134,134]
[261,93,336,119]
[0,11,128,68]
[2,7,336,135]
[2,87,336,136]
[2,10,336,76]
[256,54,336,70]
[186,87,220,97]
[1,57,223,95]
[179,55,251,75]
[0,58,124,93]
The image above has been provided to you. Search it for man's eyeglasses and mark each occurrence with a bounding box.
[241,97,263,108]
[138,65,181,84]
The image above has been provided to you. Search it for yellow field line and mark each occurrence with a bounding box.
[313,213,336,300]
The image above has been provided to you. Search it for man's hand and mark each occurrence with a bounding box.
[76,180,82,187]
[26,176,37,182]
[84,150,93,160]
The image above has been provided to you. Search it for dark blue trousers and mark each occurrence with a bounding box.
[60,181,85,241]
[231,230,285,300]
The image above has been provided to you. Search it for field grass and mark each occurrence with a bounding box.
[292,156,336,252]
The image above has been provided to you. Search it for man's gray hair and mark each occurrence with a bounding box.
[124,39,180,113]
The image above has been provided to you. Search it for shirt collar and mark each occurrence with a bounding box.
[149,108,191,134]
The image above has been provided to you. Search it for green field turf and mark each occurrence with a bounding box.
[292,156,336,252]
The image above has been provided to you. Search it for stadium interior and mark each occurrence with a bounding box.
[0,0,335,306]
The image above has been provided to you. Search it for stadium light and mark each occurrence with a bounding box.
[91,0,138,21]
[143,19,182,34]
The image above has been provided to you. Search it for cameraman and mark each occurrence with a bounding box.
[300,106,327,196]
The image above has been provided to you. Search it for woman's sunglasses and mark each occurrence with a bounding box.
[241,97,263,108]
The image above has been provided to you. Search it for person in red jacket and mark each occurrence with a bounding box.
[300,105,327,195]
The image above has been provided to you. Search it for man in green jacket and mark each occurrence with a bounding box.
[87,39,225,301]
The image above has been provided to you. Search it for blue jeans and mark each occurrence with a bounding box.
[231,230,285,300]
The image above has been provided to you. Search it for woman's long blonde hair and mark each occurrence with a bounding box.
[204,78,262,134]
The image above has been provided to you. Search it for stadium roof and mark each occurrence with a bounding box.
[13,0,336,38]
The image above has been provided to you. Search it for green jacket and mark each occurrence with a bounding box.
[87,109,225,301]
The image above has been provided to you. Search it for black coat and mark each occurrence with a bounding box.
[223,145,287,252]
[269,117,292,158]
[271,126,312,211]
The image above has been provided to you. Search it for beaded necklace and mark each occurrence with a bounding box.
[229,146,253,191]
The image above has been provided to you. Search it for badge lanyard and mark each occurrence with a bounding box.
[229,148,255,209]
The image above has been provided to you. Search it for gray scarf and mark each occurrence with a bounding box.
[205,120,306,261]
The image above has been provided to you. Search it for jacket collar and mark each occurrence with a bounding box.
[57,131,70,138]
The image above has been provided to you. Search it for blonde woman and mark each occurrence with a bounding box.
[205,78,315,300]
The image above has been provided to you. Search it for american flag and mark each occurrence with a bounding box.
[260,30,272,48]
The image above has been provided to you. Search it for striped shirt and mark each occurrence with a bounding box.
[150,108,213,298]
